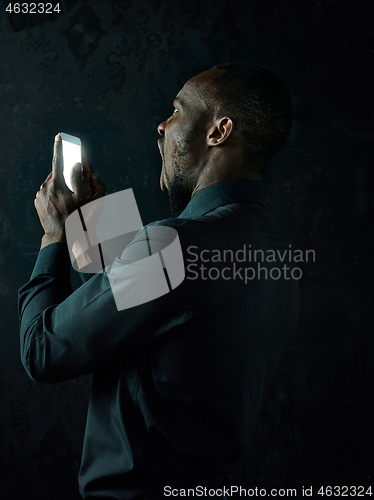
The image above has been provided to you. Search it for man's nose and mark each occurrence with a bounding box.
[157,121,166,136]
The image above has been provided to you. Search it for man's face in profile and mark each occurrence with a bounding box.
[157,70,219,216]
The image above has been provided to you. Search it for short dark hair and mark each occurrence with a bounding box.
[209,62,292,172]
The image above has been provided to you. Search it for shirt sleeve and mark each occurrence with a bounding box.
[18,226,189,383]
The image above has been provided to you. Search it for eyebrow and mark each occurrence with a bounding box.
[172,97,182,107]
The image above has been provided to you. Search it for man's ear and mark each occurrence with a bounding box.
[207,117,234,147]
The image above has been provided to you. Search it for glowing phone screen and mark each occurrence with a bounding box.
[60,132,82,192]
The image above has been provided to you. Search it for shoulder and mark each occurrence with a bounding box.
[145,202,288,248]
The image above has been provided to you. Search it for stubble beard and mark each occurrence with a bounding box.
[164,159,191,217]
[161,130,201,217]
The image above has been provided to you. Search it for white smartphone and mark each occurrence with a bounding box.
[60,132,82,192]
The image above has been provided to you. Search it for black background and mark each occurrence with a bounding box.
[0,0,373,498]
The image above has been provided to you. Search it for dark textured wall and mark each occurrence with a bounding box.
[0,0,373,498]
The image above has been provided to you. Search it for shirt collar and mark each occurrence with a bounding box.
[178,179,265,219]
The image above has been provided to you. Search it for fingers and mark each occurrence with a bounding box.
[51,134,65,185]
[41,172,52,189]
[70,163,86,200]
[49,138,105,203]
[90,174,106,200]
[82,146,100,200]
[35,172,52,200]
[80,146,107,201]
[81,146,94,199]
[81,146,93,176]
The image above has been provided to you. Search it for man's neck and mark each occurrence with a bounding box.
[191,167,261,198]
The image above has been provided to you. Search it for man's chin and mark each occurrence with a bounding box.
[162,164,190,216]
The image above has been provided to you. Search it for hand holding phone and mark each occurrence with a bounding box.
[34,133,106,250]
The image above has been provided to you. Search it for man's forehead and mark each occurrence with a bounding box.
[175,69,223,109]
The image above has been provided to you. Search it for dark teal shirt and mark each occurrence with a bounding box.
[19,180,299,499]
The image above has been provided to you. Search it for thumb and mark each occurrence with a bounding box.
[70,163,85,199]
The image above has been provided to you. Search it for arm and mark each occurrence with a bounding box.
[18,226,188,383]
[19,136,187,382]
[18,133,109,381]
